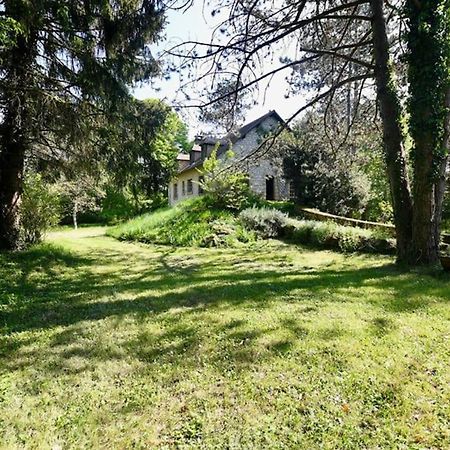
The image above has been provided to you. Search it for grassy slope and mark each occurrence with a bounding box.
[106,198,249,247]
[0,227,449,449]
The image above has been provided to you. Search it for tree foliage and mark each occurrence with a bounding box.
[199,78,252,132]
[20,173,60,246]
[103,99,190,197]
[0,0,166,249]
[199,146,252,211]
[280,112,372,218]
[26,97,190,235]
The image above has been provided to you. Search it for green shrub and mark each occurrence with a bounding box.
[199,147,252,211]
[289,220,315,243]
[338,227,368,252]
[200,219,257,247]
[262,200,296,216]
[20,173,61,246]
[365,199,394,224]
[99,188,137,223]
[100,190,168,224]
[309,221,338,246]
[287,219,394,254]
[239,207,289,238]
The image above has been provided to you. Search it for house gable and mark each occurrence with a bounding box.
[231,111,284,161]
[169,110,289,205]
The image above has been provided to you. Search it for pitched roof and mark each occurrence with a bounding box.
[234,110,284,139]
[178,110,284,175]
[195,136,229,145]
[195,110,284,146]
[176,159,204,175]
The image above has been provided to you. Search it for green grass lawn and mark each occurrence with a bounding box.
[1,227,449,449]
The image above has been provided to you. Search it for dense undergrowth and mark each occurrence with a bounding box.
[108,197,397,254]
[286,219,396,254]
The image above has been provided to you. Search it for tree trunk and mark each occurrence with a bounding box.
[411,133,446,265]
[407,2,450,265]
[73,203,78,230]
[432,89,450,251]
[0,134,25,250]
[0,11,33,251]
[370,0,414,264]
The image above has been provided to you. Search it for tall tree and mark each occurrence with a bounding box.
[280,110,373,218]
[406,0,450,263]
[105,99,191,197]
[0,0,165,250]
[170,0,450,265]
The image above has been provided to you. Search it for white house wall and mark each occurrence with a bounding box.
[168,169,202,206]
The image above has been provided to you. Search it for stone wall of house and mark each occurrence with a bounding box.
[246,158,289,200]
[228,115,289,201]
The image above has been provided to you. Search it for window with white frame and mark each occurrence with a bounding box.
[173,183,178,200]
[182,180,186,195]
[187,179,193,194]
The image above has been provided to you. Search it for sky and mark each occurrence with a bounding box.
[132,1,306,136]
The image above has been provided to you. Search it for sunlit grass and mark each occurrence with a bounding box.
[0,228,449,448]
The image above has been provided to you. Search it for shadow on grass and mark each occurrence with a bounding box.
[2,245,449,332]
[1,239,449,373]
[1,242,89,276]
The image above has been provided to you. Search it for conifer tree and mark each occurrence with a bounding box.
[0,0,166,249]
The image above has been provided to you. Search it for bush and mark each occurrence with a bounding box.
[239,207,289,238]
[287,219,395,254]
[364,199,394,224]
[100,189,169,224]
[20,173,61,246]
[99,188,137,223]
[199,147,252,211]
[261,200,296,216]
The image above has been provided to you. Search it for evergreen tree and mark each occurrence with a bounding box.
[0,0,166,249]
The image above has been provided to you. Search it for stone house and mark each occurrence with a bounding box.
[168,110,294,206]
